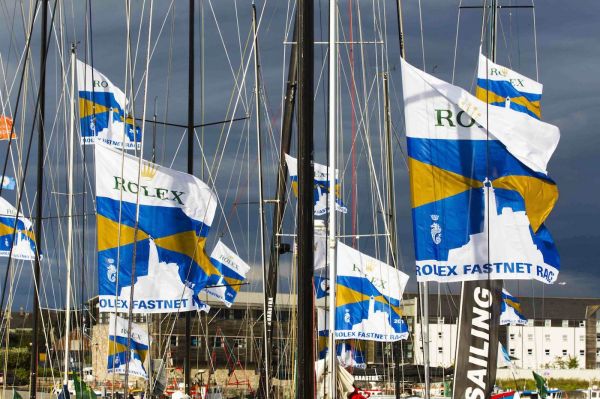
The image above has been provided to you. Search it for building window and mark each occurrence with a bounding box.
[438,332,443,339]
[580,350,585,356]
[527,349,533,355]
[234,338,246,349]
[438,347,443,354]
[545,334,551,341]
[562,349,568,356]
[563,335,568,342]
[580,335,585,342]
[528,334,534,341]
[545,349,550,356]
[510,349,515,355]
[510,334,515,340]
[580,321,586,327]
[545,320,551,327]
[563,320,569,327]
[191,337,199,347]
[213,337,223,348]
[170,336,177,347]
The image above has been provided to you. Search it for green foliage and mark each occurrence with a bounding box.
[497,378,597,392]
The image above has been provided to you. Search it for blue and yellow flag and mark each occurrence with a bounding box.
[107,315,149,379]
[285,154,347,216]
[401,58,560,283]
[95,143,217,313]
[500,289,527,326]
[476,52,543,119]
[335,242,409,342]
[0,197,36,260]
[203,240,250,307]
[76,60,141,149]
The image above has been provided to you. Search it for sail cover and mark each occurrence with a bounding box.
[107,314,149,379]
[335,242,409,342]
[95,142,217,313]
[76,60,142,149]
[401,57,560,284]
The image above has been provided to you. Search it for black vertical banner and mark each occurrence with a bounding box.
[452,280,502,399]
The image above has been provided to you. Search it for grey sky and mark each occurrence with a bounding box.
[0,0,598,310]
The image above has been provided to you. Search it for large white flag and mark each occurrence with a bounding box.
[76,60,141,149]
[107,315,149,379]
[335,242,409,342]
[96,143,217,313]
[401,57,560,284]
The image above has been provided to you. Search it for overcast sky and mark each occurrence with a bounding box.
[0,0,598,311]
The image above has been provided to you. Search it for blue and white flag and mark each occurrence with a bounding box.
[500,289,528,326]
[285,154,347,216]
[0,176,15,190]
[0,196,36,260]
[314,231,328,299]
[107,314,149,379]
[335,242,409,342]
[498,342,514,368]
[96,142,217,313]
[476,52,543,119]
[401,57,560,284]
[316,308,366,369]
[76,60,141,149]
[203,240,250,307]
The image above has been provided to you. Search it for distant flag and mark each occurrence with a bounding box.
[285,154,348,216]
[500,289,528,326]
[203,240,250,307]
[0,116,16,140]
[95,143,217,313]
[316,308,366,369]
[533,371,549,399]
[498,342,514,367]
[476,52,543,119]
[107,314,149,379]
[76,60,141,149]
[0,196,36,260]
[1,176,15,190]
[335,241,409,342]
[313,231,328,299]
[401,56,560,284]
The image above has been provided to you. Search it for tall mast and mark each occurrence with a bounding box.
[383,73,404,399]
[185,0,195,395]
[326,0,337,396]
[61,44,76,399]
[296,0,315,396]
[31,0,48,397]
[251,4,270,399]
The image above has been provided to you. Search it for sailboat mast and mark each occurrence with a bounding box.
[296,0,315,396]
[185,0,195,395]
[383,73,404,399]
[251,4,271,399]
[62,43,76,396]
[31,0,48,397]
[326,0,338,396]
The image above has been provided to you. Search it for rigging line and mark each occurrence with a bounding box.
[161,0,176,165]
[207,0,250,113]
[209,2,269,185]
[417,0,426,71]
[531,0,539,81]
[0,0,57,326]
[451,0,463,84]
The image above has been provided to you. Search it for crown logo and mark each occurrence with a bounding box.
[141,162,158,180]
[431,214,439,221]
